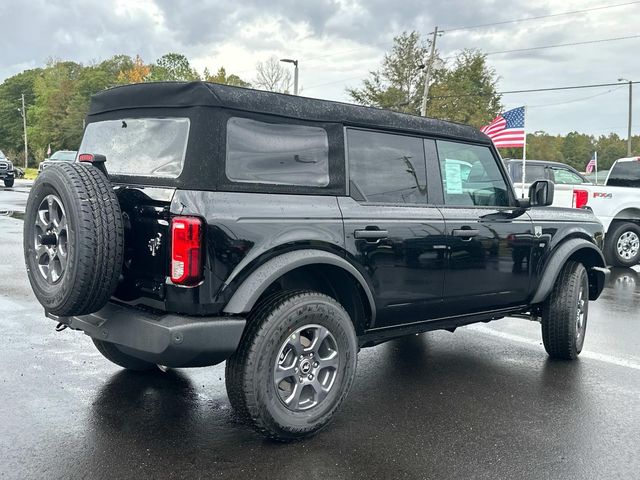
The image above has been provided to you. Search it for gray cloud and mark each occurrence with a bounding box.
[0,0,638,136]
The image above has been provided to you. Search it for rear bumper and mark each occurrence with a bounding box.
[47,302,246,368]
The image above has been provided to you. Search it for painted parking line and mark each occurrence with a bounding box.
[466,323,640,371]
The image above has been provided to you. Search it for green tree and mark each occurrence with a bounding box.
[0,68,41,159]
[149,53,199,81]
[595,133,628,170]
[347,31,429,114]
[501,131,564,162]
[203,67,251,87]
[561,131,595,170]
[427,49,502,128]
[27,61,83,161]
[347,32,502,126]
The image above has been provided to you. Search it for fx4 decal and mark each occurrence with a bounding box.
[593,192,612,199]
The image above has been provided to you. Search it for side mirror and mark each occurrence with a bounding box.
[529,180,555,207]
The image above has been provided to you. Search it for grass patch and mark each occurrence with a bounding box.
[23,168,38,180]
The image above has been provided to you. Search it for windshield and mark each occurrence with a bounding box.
[607,159,640,187]
[50,151,77,161]
[78,118,190,178]
[0,150,5,160]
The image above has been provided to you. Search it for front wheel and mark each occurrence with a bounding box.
[4,178,14,187]
[605,222,640,267]
[541,261,589,360]
[225,290,358,441]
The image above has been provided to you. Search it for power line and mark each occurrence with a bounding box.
[429,80,639,99]
[442,1,640,33]
[486,34,640,56]
[527,86,625,108]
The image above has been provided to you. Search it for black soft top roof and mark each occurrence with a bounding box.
[88,81,490,144]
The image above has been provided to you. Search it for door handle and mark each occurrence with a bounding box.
[354,228,389,240]
[452,228,479,238]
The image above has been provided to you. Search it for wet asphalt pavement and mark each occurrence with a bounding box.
[1,188,640,480]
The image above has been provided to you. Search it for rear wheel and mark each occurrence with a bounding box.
[605,221,640,267]
[541,261,589,360]
[93,339,159,372]
[225,290,357,441]
[4,178,14,187]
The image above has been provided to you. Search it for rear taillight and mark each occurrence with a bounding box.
[170,216,203,286]
[573,189,589,209]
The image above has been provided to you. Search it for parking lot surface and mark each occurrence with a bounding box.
[1,194,639,479]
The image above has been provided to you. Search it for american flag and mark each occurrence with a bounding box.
[586,152,597,173]
[480,107,526,148]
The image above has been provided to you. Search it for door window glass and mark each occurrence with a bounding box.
[437,140,510,206]
[347,129,427,204]
[551,168,586,185]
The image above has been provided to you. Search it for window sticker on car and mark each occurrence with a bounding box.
[444,159,463,194]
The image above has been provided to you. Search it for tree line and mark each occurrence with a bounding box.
[0,33,635,171]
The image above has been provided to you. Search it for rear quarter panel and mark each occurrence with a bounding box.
[170,190,345,310]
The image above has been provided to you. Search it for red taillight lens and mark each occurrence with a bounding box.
[170,216,203,286]
[573,189,588,209]
[78,153,94,162]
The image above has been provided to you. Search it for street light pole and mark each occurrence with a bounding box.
[619,78,633,156]
[20,93,28,169]
[280,58,299,95]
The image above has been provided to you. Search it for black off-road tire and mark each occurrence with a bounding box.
[225,290,358,441]
[4,178,14,187]
[93,339,159,372]
[604,221,640,267]
[541,261,589,360]
[23,163,124,316]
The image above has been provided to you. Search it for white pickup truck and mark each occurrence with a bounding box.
[567,157,640,267]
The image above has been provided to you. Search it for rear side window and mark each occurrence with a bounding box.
[226,117,329,187]
[437,140,510,206]
[607,160,640,187]
[79,118,190,178]
[509,163,546,183]
[347,129,427,204]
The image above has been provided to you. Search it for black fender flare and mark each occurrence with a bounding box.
[531,238,607,304]
[222,249,376,322]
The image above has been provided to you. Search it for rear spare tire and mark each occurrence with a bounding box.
[23,163,123,316]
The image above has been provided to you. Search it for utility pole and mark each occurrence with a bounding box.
[619,78,633,156]
[20,93,28,169]
[626,80,633,156]
[420,26,443,117]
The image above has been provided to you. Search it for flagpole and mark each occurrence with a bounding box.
[595,151,598,184]
[520,105,527,198]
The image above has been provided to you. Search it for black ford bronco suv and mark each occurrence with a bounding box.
[23,82,607,441]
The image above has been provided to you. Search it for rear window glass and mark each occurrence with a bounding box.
[607,160,640,187]
[225,117,329,187]
[79,118,190,178]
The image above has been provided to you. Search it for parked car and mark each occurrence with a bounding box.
[568,156,640,267]
[504,159,592,205]
[0,150,16,187]
[38,150,77,172]
[23,82,606,441]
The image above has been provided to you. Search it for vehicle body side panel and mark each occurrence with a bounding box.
[170,190,346,313]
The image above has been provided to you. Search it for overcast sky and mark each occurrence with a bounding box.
[1,0,638,137]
